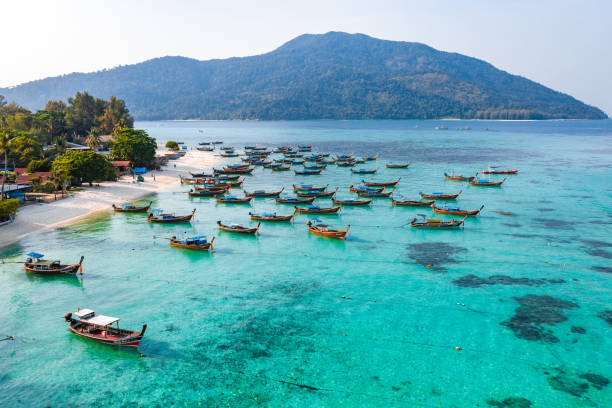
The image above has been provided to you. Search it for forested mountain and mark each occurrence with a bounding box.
[1,32,606,120]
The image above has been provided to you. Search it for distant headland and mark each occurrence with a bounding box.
[1,32,607,121]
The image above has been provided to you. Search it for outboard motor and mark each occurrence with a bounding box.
[64,313,72,322]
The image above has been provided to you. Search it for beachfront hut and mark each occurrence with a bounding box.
[112,161,132,176]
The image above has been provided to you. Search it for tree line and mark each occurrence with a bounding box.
[1,92,157,201]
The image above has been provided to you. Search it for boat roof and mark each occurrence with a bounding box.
[74,309,119,326]
[27,252,44,258]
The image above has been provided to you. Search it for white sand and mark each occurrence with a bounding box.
[0,150,219,248]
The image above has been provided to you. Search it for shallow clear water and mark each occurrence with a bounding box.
[1,120,611,407]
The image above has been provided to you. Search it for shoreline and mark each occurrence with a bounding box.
[0,150,216,249]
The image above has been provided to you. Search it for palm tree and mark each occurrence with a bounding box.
[0,129,14,200]
[86,127,101,151]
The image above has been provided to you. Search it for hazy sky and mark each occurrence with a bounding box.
[2,0,611,114]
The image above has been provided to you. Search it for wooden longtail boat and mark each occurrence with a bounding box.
[296,188,338,198]
[469,178,506,186]
[444,173,474,181]
[482,168,518,175]
[336,154,354,160]
[350,168,378,174]
[332,198,372,206]
[294,205,341,214]
[220,152,239,157]
[65,309,146,348]
[196,146,214,151]
[294,169,322,175]
[190,172,214,178]
[293,184,328,192]
[410,216,467,229]
[366,154,379,161]
[349,184,384,193]
[112,201,152,213]
[212,141,223,144]
[148,209,196,223]
[362,178,401,187]
[303,164,326,170]
[271,165,291,171]
[336,161,356,167]
[275,196,316,204]
[243,187,284,197]
[385,162,411,168]
[356,188,394,197]
[170,236,214,250]
[217,221,260,234]
[419,190,461,199]
[189,189,224,197]
[431,202,484,216]
[210,174,241,181]
[214,167,254,175]
[307,220,350,240]
[215,195,252,204]
[391,198,434,206]
[249,211,294,221]
[24,253,84,275]
[353,158,366,164]
[194,183,231,191]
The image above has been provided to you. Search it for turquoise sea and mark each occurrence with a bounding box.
[1,120,611,407]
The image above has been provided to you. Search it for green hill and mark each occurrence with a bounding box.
[1,32,606,120]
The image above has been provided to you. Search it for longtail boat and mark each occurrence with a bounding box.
[482,168,518,175]
[212,141,223,144]
[194,183,231,191]
[294,205,341,214]
[271,165,291,171]
[189,189,224,197]
[65,309,146,347]
[190,172,213,178]
[196,146,214,151]
[353,157,367,164]
[296,188,338,198]
[243,187,284,197]
[303,164,326,170]
[362,178,401,187]
[366,154,379,161]
[215,195,252,204]
[336,161,356,167]
[336,154,354,160]
[217,221,260,234]
[148,209,196,223]
[419,190,461,200]
[469,178,506,186]
[170,236,214,250]
[431,202,484,216]
[391,198,434,206]
[350,168,378,174]
[249,211,294,222]
[444,173,474,181]
[210,174,241,181]
[356,188,394,197]
[275,196,316,204]
[112,201,152,213]
[410,216,467,229]
[214,167,254,175]
[220,152,239,157]
[24,253,84,275]
[349,185,384,193]
[386,162,411,168]
[293,184,328,192]
[332,198,372,206]
[294,169,322,175]
[307,220,350,240]
[290,159,305,165]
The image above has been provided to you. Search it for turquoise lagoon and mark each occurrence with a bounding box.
[1,120,611,407]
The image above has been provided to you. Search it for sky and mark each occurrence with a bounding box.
[1,0,611,115]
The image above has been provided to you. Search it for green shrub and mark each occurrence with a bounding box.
[165,140,179,151]
[0,171,17,183]
[27,158,52,173]
[0,198,20,220]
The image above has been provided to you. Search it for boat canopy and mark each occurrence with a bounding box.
[27,252,44,259]
[75,309,120,326]
[74,309,96,319]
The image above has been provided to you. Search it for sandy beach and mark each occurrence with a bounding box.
[0,149,218,248]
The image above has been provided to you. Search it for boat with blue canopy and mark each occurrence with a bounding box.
[170,235,214,250]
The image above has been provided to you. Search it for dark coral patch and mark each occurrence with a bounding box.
[407,242,467,272]
[579,373,610,390]
[501,295,579,343]
[453,274,565,288]
[486,396,532,407]
[547,373,588,396]
[537,208,554,212]
[592,266,612,274]
[533,218,575,230]
[503,223,521,228]
[597,310,612,327]
[571,326,586,334]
